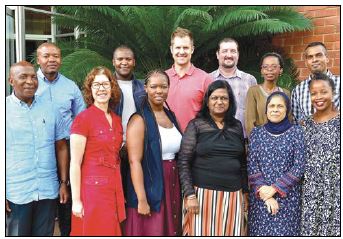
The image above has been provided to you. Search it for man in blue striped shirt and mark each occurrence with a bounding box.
[6,61,69,236]
[35,42,85,236]
[291,42,340,123]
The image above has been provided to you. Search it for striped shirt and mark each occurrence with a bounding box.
[211,68,257,138]
[291,71,340,123]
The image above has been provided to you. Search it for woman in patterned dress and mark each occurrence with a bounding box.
[247,91,305,236]
[300,73,340,236]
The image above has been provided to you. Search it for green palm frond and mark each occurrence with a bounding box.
[208,8,268,32]
[264,6,313,30]
[174,8,213,30]
[59,49,113,87]
[227,19,295,37]
[53,6,313,89]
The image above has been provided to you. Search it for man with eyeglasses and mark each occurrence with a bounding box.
[35,42,85,236]
[211,38,257,139]
[291,41,340,123]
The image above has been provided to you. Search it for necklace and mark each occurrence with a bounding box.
[259,85,280,97]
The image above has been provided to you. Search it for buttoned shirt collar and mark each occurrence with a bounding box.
[10,92,37,108]
[213,67,242,79]
[308,70,333,80]
[37,68,61,84]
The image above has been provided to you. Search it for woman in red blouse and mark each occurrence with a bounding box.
[69,66,125,236]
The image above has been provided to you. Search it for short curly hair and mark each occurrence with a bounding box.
[83,66,120,112]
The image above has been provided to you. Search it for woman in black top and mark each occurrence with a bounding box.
[178,80,248,236]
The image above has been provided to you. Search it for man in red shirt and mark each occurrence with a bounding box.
[166,27,213,132]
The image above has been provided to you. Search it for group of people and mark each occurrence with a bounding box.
[6,27,340,237]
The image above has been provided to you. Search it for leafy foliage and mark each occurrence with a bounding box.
[59,49,113,87]
[53,6,312,90]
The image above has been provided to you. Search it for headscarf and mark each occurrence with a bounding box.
[264,91,292,135]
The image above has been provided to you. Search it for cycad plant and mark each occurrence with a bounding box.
[53,6,312,89]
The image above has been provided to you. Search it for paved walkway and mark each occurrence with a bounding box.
[53,220,61,236]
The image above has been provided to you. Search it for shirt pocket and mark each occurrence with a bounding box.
[89,128,109,141]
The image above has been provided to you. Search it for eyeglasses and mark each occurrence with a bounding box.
[261,64,280,70]
[209,96,229,102]
[91,81,111,89]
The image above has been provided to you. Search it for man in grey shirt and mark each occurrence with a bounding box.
[211,38,257,139]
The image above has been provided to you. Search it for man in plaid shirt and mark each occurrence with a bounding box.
[291,42,340,123]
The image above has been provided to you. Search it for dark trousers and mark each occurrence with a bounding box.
[57,187,72,236]
[6,199,56,236]
[57,139,72,236]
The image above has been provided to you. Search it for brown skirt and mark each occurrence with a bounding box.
[182,187,246,236]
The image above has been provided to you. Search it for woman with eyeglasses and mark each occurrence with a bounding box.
[245,52,291,137]
[69,66,125,236]
[178,80,248,236]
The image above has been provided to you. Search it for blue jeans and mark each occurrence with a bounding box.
[6,199,57,236]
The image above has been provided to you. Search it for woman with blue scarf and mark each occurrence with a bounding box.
[247,92,305,236]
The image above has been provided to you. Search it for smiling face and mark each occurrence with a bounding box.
[145,73,169,106]
[91,74,112,106]
[9,65,38,105]
[266,95,287,123]
[261,56,283,82]
[305,45,329,74]
[170,36,194,67]
[310,80,334,113]
[217,41,239,69]
[37,45,61,78]
[112,48,135,80]
[208,88,230,118]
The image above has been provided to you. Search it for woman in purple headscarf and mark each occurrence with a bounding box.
[247,92,305,236]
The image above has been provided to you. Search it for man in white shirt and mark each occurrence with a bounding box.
[112,45,145,200]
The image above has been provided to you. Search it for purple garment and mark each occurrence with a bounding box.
[211,68,257,138]
[125,160,182,236]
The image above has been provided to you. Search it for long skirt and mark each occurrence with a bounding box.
[182,187,246,236]
[125,160,182,236]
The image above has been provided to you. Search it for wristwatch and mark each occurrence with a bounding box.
[60,180,70,186]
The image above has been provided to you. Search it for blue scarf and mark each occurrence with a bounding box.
[264,91,293,135]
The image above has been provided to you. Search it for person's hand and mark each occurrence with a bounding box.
[259,185,276,201]
[5,200,11,213]
[72,199,84,218]
[185,195,199,214]
[243,193,249,212]
[138,200,151,216]
[59,183,70,204]
[264,197,279,215]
